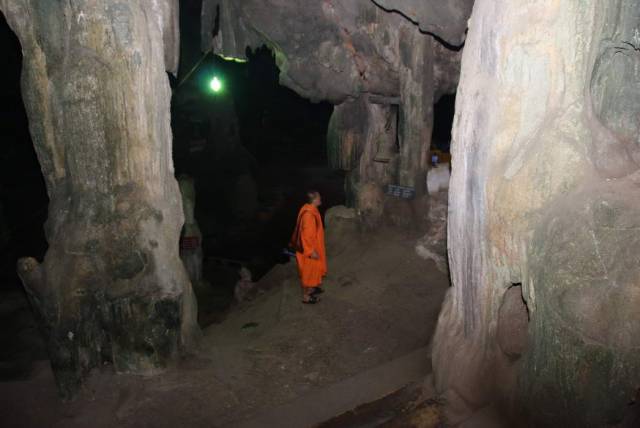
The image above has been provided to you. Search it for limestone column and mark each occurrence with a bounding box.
[398,28,434,199]
[432,0,640,425]
[0,0,199,398]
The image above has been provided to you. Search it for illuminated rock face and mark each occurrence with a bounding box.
[0,0,199,399]
[433,0,640,425]
[202,0,470,226]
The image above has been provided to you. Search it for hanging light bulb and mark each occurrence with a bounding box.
[209,76,223,93]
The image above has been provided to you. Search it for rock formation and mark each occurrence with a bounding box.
[432,0,640,426]
[0,0,199,399]
[178,175,204,286]
[201,0,471,226]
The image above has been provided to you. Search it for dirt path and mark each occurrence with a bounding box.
[232,346,431,428]
[1,224,449,428]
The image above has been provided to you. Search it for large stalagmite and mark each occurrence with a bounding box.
[433,0,640,426]
[0,0,199,398]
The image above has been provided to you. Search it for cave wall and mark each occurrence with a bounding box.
[0,0,199,398]
[201,0,470,225]
[432,0,640,426]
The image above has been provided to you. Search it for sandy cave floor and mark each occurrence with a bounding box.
[1,220,449,428]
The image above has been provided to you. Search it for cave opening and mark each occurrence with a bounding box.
[426,92,455,196]
[432,93,455,156]
[0,12,48,382]
[171,1,341,325]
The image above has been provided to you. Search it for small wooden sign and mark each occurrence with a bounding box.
[387,184,416,200]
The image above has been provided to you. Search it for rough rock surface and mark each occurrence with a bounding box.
[178,175,204,286]
[371,0,473,46]
[432,0,640,426]
[0,0,199,398]
[415,190,448,274]
[426,164,450,195]
[201,0,471,222]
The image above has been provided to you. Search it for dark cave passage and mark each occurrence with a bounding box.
[0,13,48,291]
[432,93,455,154]
[0,12,48,381]
[171,38,342,324]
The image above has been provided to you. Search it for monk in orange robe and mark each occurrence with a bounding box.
[291,191,327,304]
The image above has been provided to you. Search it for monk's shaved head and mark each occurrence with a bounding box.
[307,190,322,207]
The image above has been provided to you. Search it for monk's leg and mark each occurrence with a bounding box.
[302,285,318,303]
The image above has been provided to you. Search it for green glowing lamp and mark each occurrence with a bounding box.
[209,76,223,93]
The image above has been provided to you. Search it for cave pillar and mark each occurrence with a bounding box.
[327,98,367,208]
[327,97,396,227]
[432,0,640,425]
[393,28,435,227]
[398,29,434,199]
[0,0,199,398]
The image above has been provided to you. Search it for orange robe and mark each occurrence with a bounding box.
[294,204,327,288]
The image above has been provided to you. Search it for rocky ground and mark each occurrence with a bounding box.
[0,289,47,382]
[1,198,450,428]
